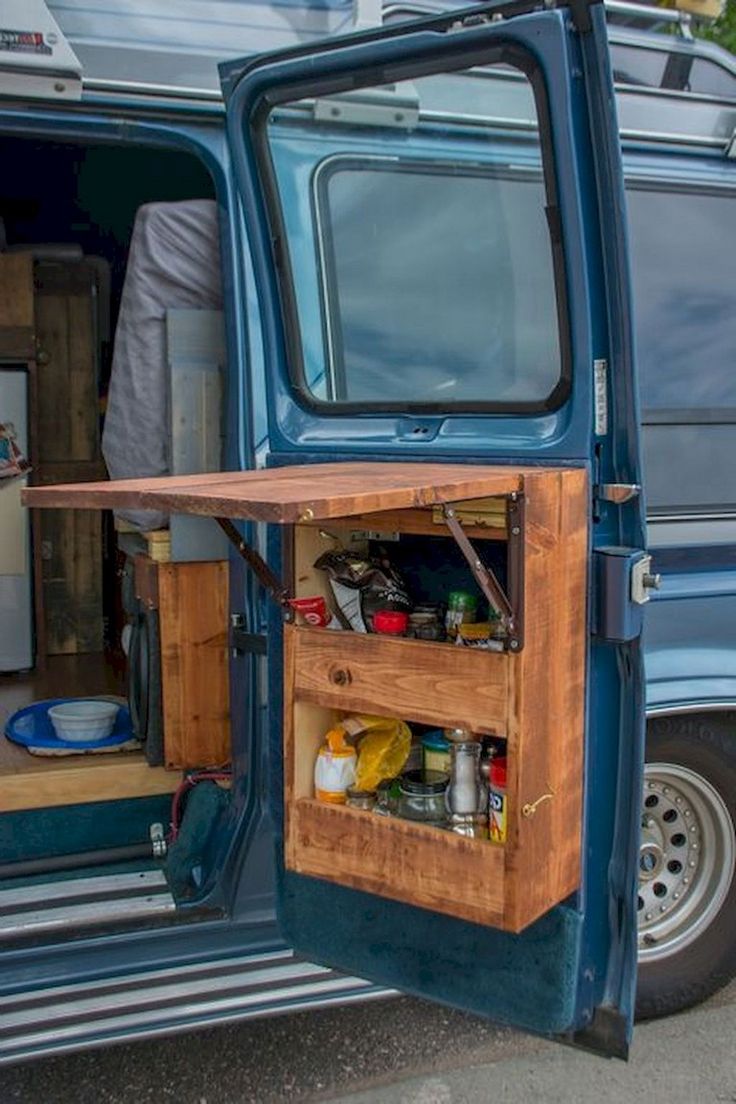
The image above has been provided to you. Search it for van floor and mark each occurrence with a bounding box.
[0,655,178,813]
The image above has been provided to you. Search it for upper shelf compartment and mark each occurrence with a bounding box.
[22,462,544,524]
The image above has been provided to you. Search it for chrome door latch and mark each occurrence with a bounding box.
[597,483,641,505]
[631,553,662,606]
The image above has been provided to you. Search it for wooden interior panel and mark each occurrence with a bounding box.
[157,560,231,770]
[290,626,509,736]
[23,462,535,522]
[309,503,506,541]
[33,262,105,657]
[288,799,507,928]
[0,737,178,813]
[0,254,34,357]
[40,508,103,655]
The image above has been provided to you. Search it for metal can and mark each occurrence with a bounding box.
[489,756,507,843]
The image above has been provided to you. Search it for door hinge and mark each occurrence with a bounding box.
[440,493,524,651]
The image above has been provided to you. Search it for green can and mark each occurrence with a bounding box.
[445,589,478,638]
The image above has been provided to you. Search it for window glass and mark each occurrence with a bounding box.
[317,163,560,405]
[626,185,736,412]
[266,61,566,410]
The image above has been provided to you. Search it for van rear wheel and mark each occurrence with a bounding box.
[636,713,736,1019]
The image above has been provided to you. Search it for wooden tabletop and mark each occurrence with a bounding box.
[21,462,568,524]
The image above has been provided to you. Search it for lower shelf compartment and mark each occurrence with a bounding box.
[286,798,507,930]
[0,736,179,812]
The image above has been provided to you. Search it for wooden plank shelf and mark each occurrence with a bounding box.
[288,798,507,928]
[24,462,541,524]
[0,737,178,814]
[289,626,508,736]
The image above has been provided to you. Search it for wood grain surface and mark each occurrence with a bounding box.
[288,798,507,929]
[22,462,543,523]
[0,739,178,813]
[291,626,509,735]
[502,468,588,931]
[0,254,34,357]
[157,560,231,770]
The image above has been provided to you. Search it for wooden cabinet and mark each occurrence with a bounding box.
[23,461,589,933]
[283,467,587,933]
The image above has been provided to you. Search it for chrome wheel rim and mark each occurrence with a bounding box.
[638,763,735,962]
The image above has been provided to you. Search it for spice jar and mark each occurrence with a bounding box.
[346,786,376,811]
[445,741,486,817]
[421,730,451,775]
[445,590,478,639]
[448,813,489,839]
[395,769,448,825]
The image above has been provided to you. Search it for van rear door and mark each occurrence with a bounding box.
[217,0,647,1056]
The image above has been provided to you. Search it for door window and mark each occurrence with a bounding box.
[263,61,569,412]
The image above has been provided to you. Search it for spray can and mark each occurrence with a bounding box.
[488,756,507,843]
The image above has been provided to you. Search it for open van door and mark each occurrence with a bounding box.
[215,0,647,1056]
[25,0,648,1059]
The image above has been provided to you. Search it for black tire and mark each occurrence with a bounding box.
[636,712,736,1020]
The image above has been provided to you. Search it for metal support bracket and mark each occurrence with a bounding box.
[215,517,292,612]
[441,494,524,652]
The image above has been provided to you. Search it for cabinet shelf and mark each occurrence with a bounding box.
[288,798,507,928]
[289,625,509,736]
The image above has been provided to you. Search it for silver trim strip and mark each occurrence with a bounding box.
[0,894,175,941]
[0,948,392,1065]
[647,702,736,717]
[0,870,167,912]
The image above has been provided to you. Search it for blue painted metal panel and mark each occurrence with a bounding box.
[222,1,647,1052]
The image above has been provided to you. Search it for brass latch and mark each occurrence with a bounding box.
[522,789,555,818]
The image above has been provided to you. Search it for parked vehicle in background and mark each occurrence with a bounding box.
[0,0,733,1065]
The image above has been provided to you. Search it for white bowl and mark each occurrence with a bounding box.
[47,700,119,744]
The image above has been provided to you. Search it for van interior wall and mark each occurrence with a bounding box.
[0,137,216,364]
[0,138,217,870]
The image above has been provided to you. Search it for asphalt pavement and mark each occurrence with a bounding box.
[2,981,735,1103]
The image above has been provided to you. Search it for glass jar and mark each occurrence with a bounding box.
[346,787,376,811]
[446,741,486,816]
[395,769,448,825]
[422,730,451,775]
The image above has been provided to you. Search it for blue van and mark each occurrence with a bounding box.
[0,0,735,1065]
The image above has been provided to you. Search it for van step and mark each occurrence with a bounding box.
[0,948,391,1065]
[0,869,175,941]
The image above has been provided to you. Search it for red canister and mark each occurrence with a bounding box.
[373,610,409,636]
